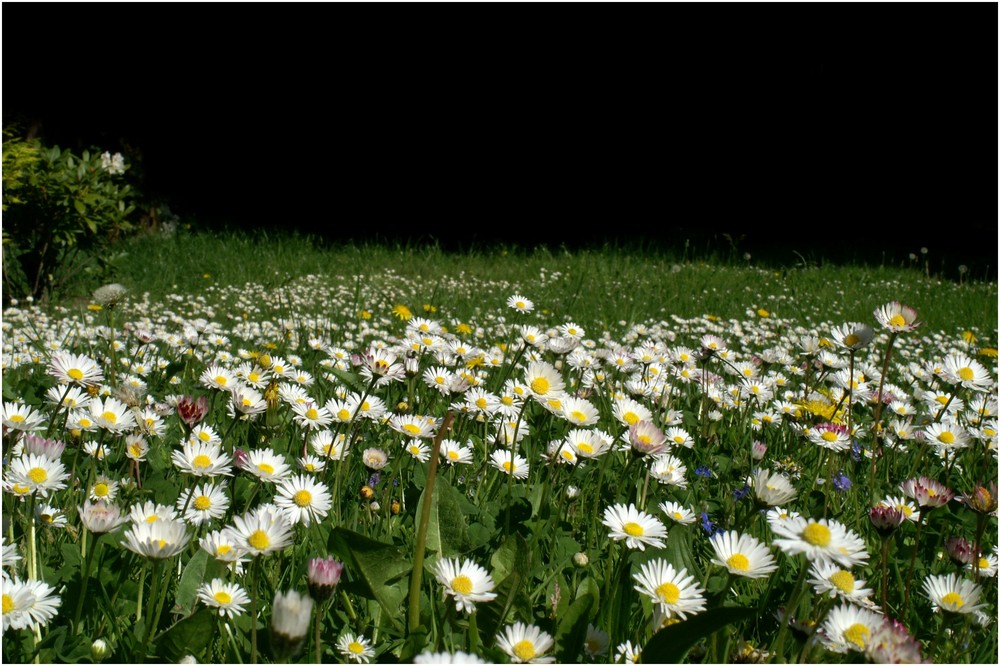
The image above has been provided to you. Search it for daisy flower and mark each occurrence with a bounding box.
[125,434,150,461]
[122,518,191,559]
[197,578,250,618]
[77,500,129,534]
[564,429,611,459]
[432,557,497,614]
[830,322,875,350]
[940,352,994,392]
[524,360,566,402]
[708,530,778,579]
[818,603,884,653]
[877,495,920,523]
[807,422,851,452]
[610,397,652,428]
[489,449,529,479]
[200,364,237,391]
[750,468,797,507]
[35,504,68,529]
[439,439,474,465]
[602,503,667,551]
[46,351,104,387]
[310,430,350,461]
[274,474,332,526]
[297,454,326,474]
[560,395,600,426]
[388,414,438,439]
[128,500,178,525]
[1,538,21,582]
[88,475,118,502]
[361,447,390,471]
[188,424,222,446]
[873,301,920,332]
[414,650,487,664]
[176,482,230,525]
[771,516,869,568]
[199,529,249,571]
[5,454,70,497]
[968,552,999,578]
[290,401,333,430]
[1,402,45,433]
[633,558,707,619]
[808,561,878,608]
[337,631,376,663]
[922,572,986,614]
[271,588,314,648]
[44,384,91,410]
[496,621,556,664]
[403,439,431,463]
[629,420,669,456]
[648,453,688,488]
[88,396,137,432]
[1,577,62,632]
[227,506,294,557]
[242,447,292,483]
[616,640,642,664]
[171,441,233,478]
[506,294,534,313]
[659,500,697,525]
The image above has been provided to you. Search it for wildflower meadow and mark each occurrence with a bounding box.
[1,235,997,664]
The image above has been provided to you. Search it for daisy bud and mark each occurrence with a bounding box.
[91,639,111,662]
[751,440,768,461]
[232,448,250,471]
[307,556,344,602]
[391,499,401,515]
[961,482,998,515]
[573,552,589,567]
[176,395,209,426]
[945,536,976,565]
[270,589,314,660]
[868,505,904,537]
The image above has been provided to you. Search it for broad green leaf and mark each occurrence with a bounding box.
[174,549,209,615]
[158,608,215,662]
[479,533,532,640]
[328,527,411,630]
[413,475,471,562]
[555,591,594,662]
[641,605,755,663]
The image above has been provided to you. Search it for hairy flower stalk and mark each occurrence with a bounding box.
[408,410,455,634]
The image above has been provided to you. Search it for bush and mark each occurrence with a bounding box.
[2,127,138,302]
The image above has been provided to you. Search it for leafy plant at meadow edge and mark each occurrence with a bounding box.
[2,126,138,303]
[0,267,996,664]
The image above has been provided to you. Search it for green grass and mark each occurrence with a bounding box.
[102,229,998,339]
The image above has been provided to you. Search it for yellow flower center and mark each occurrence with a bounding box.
[451,575,473,595]
[199,431,211,442]
[409,446,423,456]
[348,641,365,655]
[192,455,212,469]
[214,591,232,605]
[305,408,318,420]
[821,431,838,442]
[248,372,260,383]
[938,432,955,444]
[2,593,14,613]
[577,442,594,454]
[829,570,855,593]
[68,368,84,381]
[146,515,159,523]
[571,410,587,422]
[28,467,48,483]
[258,463,275,475]
[502,461,514,473]
[655,581,681,604]
[530,377,550,395]
[623,522,644,537]
[336,409,351,421]
[624,412,640,425]
[216,544,232,556]
[512,640,537,661]
[215,375,228,386]
[294,490,313,507]
[888,314,907,327]
[844,623,869,649]
[959,367,975,381]
[802,523,831,546]
[194,495,212,511]
[94,483,110,497]
[102,411,118,424]
[940,592,964,609]
[844,334,859,347]
[403,424,421,435]
[726,553,750,572]
[129,444,142,458]
[248,530,270,550]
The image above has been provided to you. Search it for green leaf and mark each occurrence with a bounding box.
[479,533,532,640]
[664,523,702,581]
[641,605,755,663]
[413,475,471,562]
[174,549,209,615]
[326,367,365,394]
[158,608,215,662]
[73,199,86,215]
[328,527,410,630]
[555,591,594,663]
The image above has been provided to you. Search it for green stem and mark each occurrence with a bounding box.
[408,411,454,634]
[73,529,100,633]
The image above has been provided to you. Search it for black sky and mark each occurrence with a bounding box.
[3,2,997,272]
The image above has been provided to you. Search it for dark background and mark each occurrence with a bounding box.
[3,2,997,276]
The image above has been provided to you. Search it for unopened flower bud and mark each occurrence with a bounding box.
[573,552,589,567]
[91,639,110,661]
[307,556,344,602]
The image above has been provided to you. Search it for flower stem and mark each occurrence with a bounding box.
[73,529,100,633]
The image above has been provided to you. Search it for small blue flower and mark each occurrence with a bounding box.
[832,471,852,492]
[367,472,381,488]
[850,441,863,462]
[700,512,717,535]
[733,483,751,502]
[695,466,713,478]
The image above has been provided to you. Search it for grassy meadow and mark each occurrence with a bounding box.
[1,228,997,664]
